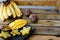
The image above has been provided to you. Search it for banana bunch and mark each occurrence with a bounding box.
[0,1,22,21]
[9,19,27,30]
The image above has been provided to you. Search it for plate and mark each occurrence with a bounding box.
[3,25,34,40]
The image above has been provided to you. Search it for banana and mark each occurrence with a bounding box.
[7,4,12,16]
[12,22,25,29]
[10,1,22,17]
[9,19,27,29]
[9,3,16,18]
[15,9,20,17]
[0,3,5,21]
[3,5,8,19]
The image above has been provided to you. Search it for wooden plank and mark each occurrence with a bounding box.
[0,20,60,27]
[55,0,60,11]
[34,13,60,20]
[32,27,60,35]
[29,20,60,27]
[1,21,60,35]
[59,0,60,13]
[23,13,60,20]
[19,6,55,10]
[30,9,57,13]
[28,35,60,40]
[12,0,55,1]
[0,14,60,26]
[11,0,56,6]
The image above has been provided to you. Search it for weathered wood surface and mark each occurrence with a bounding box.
[11,0,60,12]
[23,13,60,20]
[11,0,56,6]
[1,20,60,27]
[55,0,60,11]
[29,20,60,27]
[0,9,60,35]
[0,0,60,40]
[28,35,60,40]
[32,27,60,35]
[30,9,57,13]
[0,9,60,40]
[0,13,60,26]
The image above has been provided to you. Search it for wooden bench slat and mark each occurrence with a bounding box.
[11,0,60,11]
[1,22,60,35]
[23,13,60,20]
[30,9,56,13]
[0,20,60,27]
[12,0,55,1]
[32,27,60,35]
[16,1,55,6]
[28,35,60,40]
[29,20,60,27]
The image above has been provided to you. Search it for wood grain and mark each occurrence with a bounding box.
[55,0,60,11]
[28,35,60,40]
[32,27,60,35]
[12,0,55,1]
[0,8,60,36]
[30,9,57,13]
[11,0,56,6]
[0,20,60,27]
[23,13,60,20]
[11,0,60,12]
[0,13,60,27]
[11,0,60,11]
[29,20,60,27]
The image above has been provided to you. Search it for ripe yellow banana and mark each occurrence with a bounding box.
[0,3,5,21]
[9,19,27,29]
[7,4,12,16]
[3,5,8,19]
[10,1,22,17]
[9,3,16,18]
[15,9,20,17]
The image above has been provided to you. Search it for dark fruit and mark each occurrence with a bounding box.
[23,9,32,17]
[29,14,38,23]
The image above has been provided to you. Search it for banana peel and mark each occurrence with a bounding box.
[0,3,5,21]
[3,5,8,19]
[7,4,12,16]
[10,1,22,17]
[9,3,16,18]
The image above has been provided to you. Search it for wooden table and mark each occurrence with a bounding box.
[0,0,60,40]
[0,9,60,40]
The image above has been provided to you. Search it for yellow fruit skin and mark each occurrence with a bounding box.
[3,5,8,19]
[9,19,27,30]
[10,1,22,17]
[7,4,12,16]
[0,31,11,39]
[0,3,5,21]
[9,3,16,18]
[15,9,20,17]
[10,29,20,36]
[20,27,31,36]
